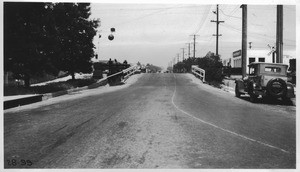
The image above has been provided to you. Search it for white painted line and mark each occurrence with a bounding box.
[171,74,289,154]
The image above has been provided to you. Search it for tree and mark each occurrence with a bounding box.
[50,3,100,80]
[4,2,99,86]
[197,52,224,83]
[4,2,58,87]
[172,51,223,84]
[123,60,129,70]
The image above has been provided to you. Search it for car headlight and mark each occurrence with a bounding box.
[253,82,261,89]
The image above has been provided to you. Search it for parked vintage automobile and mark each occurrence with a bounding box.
[235,62,295,103]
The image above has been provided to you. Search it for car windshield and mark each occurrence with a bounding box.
[249,66,257,75]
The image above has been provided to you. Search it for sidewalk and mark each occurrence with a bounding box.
[222,78,236,94]
[3,73,142,110]
[3,77,108,110]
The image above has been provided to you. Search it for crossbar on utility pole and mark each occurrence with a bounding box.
[211,4,224,56]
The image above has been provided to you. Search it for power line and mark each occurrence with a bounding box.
[107,4,181,26]
[222,5,240,21]
[221,23,295,44]
[193,5,212,34]
[221,24,295,49]
[198,36,214,56]
[219,9,242,20]
[94,5,205,12]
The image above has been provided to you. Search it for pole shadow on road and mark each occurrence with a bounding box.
[237,95,295,106]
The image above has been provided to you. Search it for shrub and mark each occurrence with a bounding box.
[197,55,224,84]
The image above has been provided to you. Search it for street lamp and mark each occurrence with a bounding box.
[95,27,116,59]
[108,27,115,41]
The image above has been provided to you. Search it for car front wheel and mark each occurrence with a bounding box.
[235,85,241,98]
[249,93,258,103]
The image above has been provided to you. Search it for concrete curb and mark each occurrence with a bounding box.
[4,95,44,110]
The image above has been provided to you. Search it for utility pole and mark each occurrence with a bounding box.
[211,4,224,56]
[190,35,199,58]
[241,4,247,78]
[186,43,191,58]
[177,53,180,63]
[181,48,185,61]
[276,5,283,63]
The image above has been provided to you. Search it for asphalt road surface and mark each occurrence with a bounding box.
[4,73,296,168]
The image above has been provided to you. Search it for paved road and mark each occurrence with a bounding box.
[4,73,296,168]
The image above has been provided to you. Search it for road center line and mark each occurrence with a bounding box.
[171,74,289,154]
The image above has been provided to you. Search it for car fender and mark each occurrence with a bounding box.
[286,82,295,98]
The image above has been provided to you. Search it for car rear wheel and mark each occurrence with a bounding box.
[282,96,293,105]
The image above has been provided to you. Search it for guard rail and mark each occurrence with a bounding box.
[191,65,205,82]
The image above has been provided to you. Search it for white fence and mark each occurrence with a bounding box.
[87,65,139,88]
[191,65,205,82]
[122,65,139,80]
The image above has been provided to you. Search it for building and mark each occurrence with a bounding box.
[225,48,295,73]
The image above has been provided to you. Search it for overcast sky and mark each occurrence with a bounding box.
[89,2,296,68]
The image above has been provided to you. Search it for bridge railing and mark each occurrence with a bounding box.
[191,65,205,82]
[90,65,139,87]
[122,65,139,81]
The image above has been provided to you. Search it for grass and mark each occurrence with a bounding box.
[4,78,97,96]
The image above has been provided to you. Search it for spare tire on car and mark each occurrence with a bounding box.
[266,78,287,98]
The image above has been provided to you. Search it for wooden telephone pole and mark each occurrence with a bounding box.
[276,5,283,63]
[190,35,199,58]
[241,4,247,78]
[181,48,185,61]
[211,4,224,56]
[186,43,191,58]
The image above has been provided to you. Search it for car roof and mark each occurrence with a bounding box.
[248,62,288,67]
